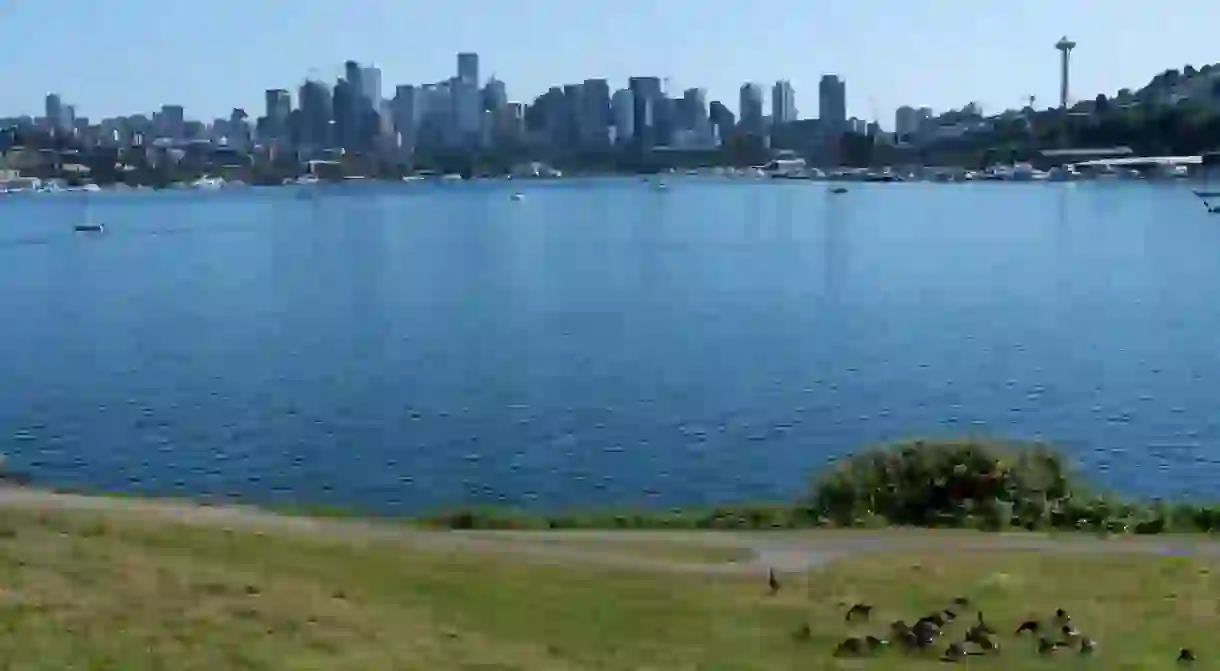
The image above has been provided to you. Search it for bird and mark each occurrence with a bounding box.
[1053,608,1071,625]
[767,568,780,595]
[941,642,967,662]
[833,637,865,657]
[865,635,888,652]
[1062,623,1081,641]
[951,596,971,608]
[942,608,957,623]
[1080,637,1096,654]
[922,611,947,628]
[913,618,941,639]
[1016,619,1040,635]
[1038,637,1057,655]
[792,623,812,641]
[1178,648,1196,663]
[890,619,910,636]
[845,603,874,622]
[974,611,996,635]
[976,636,1000,654]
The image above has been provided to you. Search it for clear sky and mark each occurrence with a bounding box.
[2,0,1217,126]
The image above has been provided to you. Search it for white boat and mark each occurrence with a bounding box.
[510,193,525,201]
[190,177,225,190]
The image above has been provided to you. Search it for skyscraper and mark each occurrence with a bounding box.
[611,89,634,144]
[298,80,333,149]
[628,76,663,147]
[739,83,764,133]
[360,66,382,104]
[772,81,797,125]
[580,78,612,146]
[45,93,63,130]
[483,78,508,112]
[818,75,847,135]
[457,52,479,85]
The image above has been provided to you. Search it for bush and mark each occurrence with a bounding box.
[808,438,1074,528]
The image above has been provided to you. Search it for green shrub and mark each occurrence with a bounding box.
[807,438,1073,528]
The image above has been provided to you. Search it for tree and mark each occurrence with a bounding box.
[1094,94,1111,115]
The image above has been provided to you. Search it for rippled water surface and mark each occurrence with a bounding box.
[2,179,1219,512]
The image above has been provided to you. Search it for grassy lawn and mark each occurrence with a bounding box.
[0,508,1211,670]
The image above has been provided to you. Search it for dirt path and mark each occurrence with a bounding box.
[4,487,1220,576]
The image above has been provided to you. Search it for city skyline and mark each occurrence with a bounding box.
[2,1,1218,123]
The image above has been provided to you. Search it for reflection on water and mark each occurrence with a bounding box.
[0,179,1218,512]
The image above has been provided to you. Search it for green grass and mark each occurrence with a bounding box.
[0,507,1211,669]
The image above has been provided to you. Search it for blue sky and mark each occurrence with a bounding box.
[2,1,1217,126]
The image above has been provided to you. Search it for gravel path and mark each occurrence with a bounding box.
[4,487,1220,576]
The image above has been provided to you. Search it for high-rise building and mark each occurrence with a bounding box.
[390,85,418,154]
[580,78,612,146]
[628,76,663,147]
[772,80,797,125]
[483,78,508,112]
[454,77,484,141]
[264,89,292,141]
[679,88,707,129]
[818,75,847,135]
[457,52,479,85]
[611,89,634,144]
[739,83,765,133]
[895,105,919,139]
[158,104,185,139]
[297,81,332,149]
[709,100,735,142]
[45,93,63,131]
[360,66,382,105]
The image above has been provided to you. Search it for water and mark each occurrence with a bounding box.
[1,179,1219,513]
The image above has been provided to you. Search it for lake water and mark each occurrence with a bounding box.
[2,178,1219,513]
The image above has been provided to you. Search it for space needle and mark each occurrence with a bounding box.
[1055,36,1076,110]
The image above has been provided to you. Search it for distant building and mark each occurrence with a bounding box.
[611,88,634,144]
[895,105,919,139]
[628,77,663,147]
[579,79,612,147]
[483,78,508,112]
[739,82,765,133]
[708,100,735,142]
[360,66,382,105]
[771,81,797,125]
[818,75,847,136]
[457,52,479,85]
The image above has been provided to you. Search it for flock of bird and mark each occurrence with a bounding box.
[767,568,1198,664]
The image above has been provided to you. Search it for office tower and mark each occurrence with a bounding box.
[457,52,479,85]
[264,89,291,140]
[772,80,797,124]
[709,100,735,143]
[818,75,847,135]
[483,77,508,112]
[580,78,612,146]
[45,93,64,131]
[360,66,382,104]
[895,105,918,137]
[739,83,764,133]
[298,80,333,149]
[611,88,634,144]
[158,104,185,139]
[627,77,663,147]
